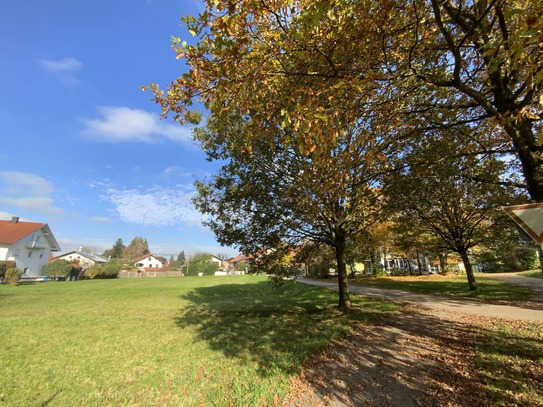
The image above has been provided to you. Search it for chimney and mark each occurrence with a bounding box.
[10,216,19,224]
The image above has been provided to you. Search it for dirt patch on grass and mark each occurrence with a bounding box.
[284,305,501,407]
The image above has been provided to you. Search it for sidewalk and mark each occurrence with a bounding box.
[297,276,543,323]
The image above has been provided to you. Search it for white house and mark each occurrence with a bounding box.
[134,254,168,271]
[0,216,61,277]
[54,249,108,270]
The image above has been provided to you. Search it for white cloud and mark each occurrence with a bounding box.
[82,106,193,144]
[38,57,82,72]
[89,216,112,223]
[38,57,82,86]
[161,166,193,179]
[102,185,206,227]
[0,171,64,215]
[0,197,63,215]
[0,171,54,195]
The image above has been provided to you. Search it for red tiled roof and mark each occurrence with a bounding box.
[0,220,45,244]
[229,254,249,263]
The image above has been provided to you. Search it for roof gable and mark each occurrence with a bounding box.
[0,220,60,251]
[229,254,249,263]
[58,251,108,263]
[0,220,44,243]
[133,254,167,264]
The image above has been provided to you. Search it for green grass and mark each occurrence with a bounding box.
[0,276,398,406]
[520,270,543,279]
[349,274,537,302]
[476,321,543,406]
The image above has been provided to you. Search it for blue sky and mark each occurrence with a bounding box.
[0,0,237,258]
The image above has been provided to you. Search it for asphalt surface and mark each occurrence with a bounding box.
[297,273,543,323]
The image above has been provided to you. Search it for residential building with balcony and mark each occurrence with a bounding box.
[0,216,61,277]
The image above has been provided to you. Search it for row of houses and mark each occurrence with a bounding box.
[0,217,249,278]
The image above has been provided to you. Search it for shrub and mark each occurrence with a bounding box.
[84,265,101,279]
[308,263,334,278]
[44,260,74,278]
[83,261,121,279]
[100,261,121,278]
[390,267,406,276]
[5,267,22,285]
[0,261,16,279]
[373,264,387,277]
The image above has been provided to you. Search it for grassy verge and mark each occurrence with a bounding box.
[348,274,537,302]
[520,270,543,279]
[476,320,543,406]
[0,276,398,406]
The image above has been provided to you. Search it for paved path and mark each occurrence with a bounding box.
[297,274,543,323]
[482,271,543,299]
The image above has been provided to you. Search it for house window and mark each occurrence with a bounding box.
[148,257,152,261]
[27,251,33,258]
[39,253,44,259]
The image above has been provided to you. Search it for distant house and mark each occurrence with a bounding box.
[134,254,168,271]
[0,216,61,277]
[228,254,250,272]
[210,255,228,269]
[54,248,108,270]
[211,254,249,276]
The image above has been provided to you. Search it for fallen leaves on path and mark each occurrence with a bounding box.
[284,304,543,407]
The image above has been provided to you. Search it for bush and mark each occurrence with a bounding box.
[0,261,16,279]
[100,261,121,278]
[373,264,387,277]
[83,261,121,279]
[5,267,22,285]
[390,267,406,276]
[83,265,101,279]
[44,260,74,278]
[308,263,334,279]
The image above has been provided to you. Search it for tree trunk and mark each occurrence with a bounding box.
[506,119,543,202]
[369,250,376,275]
[439,252,447,274]
[334,230,351,310]
[459,250,477,291]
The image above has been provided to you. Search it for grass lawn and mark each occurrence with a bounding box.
[476,320,543,406]
[520,269,543,279]
[0,275,398,406]
[349,273,537,302]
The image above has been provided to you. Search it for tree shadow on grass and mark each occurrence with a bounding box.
[173,280,398,377]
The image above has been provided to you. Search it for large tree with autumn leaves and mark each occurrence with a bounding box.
[149,0,542,196]
[148,0,542,302]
